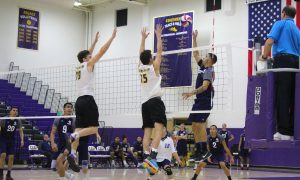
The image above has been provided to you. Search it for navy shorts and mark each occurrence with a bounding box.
[0,138,15,155]
[205,153,225,164]
[240,149,249,157]
[157,159,171,168]
[188,99,211,123]
[176,143,187,156]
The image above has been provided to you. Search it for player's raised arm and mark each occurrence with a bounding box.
[88,32,100,55]
[87,28,117,68]
[153,24,164,75]
[193,30,202,64]
[139,28,150,55]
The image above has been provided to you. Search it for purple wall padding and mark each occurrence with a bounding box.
[295,73,300,140]
[245,75,267,140]
[245,72,276,142]
[266,72,276,140]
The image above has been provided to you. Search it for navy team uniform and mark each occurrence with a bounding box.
[219,130,232,146]
[188,64,214,123]
[52,118,75,159]
[176,130,187,156]
[0,119,21,155]
[205,134,225,163]
[122,142,138,166]
[239,133,249,158]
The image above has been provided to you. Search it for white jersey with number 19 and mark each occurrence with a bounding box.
[76,62,95,97]
[139,64,163,103]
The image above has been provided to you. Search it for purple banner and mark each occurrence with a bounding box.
[17,8,39,50]
[154,12,193,87]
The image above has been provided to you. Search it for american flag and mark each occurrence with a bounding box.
[248,0,300,76]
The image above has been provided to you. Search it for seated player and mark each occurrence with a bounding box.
[218,123,234,165]
[174,123,188,167]
[146,127,182,180]
[110,136,128,168]
[191,125,233,180]
[0,107,24,180]
[238,129,250,170]
[38,134,52,168]
[121,136,139,167]
[132,136,143,162]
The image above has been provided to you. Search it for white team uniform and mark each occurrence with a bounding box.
[156,136,177,162]
[76,62,95,97]
[139,64,163,103]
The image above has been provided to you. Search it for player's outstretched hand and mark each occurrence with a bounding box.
[52,143,58,152]
[155,24,164,36]
[178,160,184,167]
[141,27,150,39]
[230,157,234,165]
[208,157,212,163]
[94,32,100,43]
[182,92,194,100]
[111,28,117,39]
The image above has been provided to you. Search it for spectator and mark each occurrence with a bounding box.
[133,136,143,162]
[238,130,250,170]
[110,136,128,167]
[122,136,139,167]
[218,123,234,165]
[175,123,188,167]
[38,134,52,168]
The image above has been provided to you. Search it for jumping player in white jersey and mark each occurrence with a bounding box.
[67,29,117,172]
[147,128,182,180]
[138,24,166,174]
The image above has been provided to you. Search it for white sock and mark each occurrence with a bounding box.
[151,148,158,153]
[51,160,56,169]
[71,149,76,155]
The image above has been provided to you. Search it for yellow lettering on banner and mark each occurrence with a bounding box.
[165,17,181,23]
[23,10,35,17]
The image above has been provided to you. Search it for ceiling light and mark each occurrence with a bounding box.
[74,0,82,6]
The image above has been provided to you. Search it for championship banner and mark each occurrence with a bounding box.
[17,8,39,50]
[154,11,193,87]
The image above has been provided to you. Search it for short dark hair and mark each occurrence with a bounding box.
[282,6,296,18]
[63,102,73,109]
[208,53,217,64]
[210,125,218,129]
[9,106,18,112]
[77,50,90,63]
[122,135,127,140]
[140,50,152,65]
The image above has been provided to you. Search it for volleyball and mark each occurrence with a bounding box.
[181,14,192,27]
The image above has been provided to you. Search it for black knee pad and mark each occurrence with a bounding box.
[163,165,173,176]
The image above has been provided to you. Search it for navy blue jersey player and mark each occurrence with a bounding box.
[182,30,217,161]
[50,103,75,178]
[0,107,24,180]
[191,125,233,180]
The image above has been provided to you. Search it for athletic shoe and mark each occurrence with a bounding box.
[65,172,75,180]
[274,132,294,141]
[67,153,80,172]
[70,132,79,143]
[143,158,159,174]
[5,175,14,180]
[145,166,155,176]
